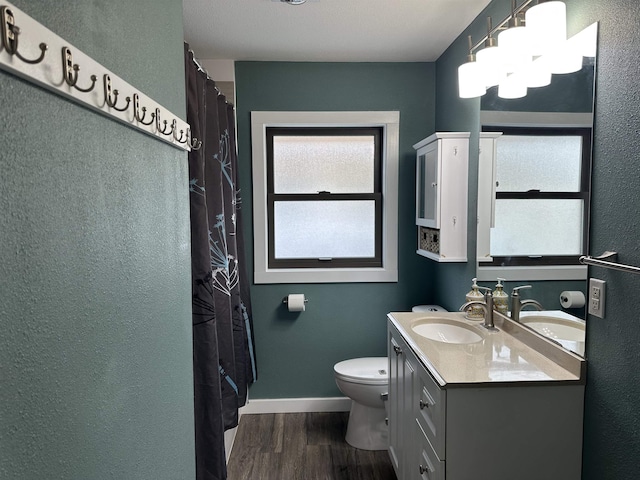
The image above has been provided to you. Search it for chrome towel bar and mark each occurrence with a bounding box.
[579,251,640,275]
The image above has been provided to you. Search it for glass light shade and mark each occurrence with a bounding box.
[498,26,532,73]
[522,57,552,88]
[525,1,567,56]
[498,73,527,99]
[475,46,505,87]
[567,22,597,57]
[458,61,486,98]
[546,42,583,74]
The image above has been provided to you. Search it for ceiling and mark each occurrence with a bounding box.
[182,0,492,63]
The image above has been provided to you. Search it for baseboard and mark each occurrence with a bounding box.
[240,397,352,414]
[224,426,237,462]
[224,404,248,462]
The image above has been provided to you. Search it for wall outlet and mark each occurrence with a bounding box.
[588,278,606,318]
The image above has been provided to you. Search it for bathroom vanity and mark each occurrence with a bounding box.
[387,311,585,480]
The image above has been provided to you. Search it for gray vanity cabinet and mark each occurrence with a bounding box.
[388,320,584,480]
[388,331,415,479]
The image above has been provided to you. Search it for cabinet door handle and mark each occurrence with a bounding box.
[419,399,429,410]
[393,345,402,355]
[431,182,437,187]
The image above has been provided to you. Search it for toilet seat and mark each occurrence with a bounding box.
[334,357,388,385]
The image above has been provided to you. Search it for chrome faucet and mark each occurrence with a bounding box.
[511,285,544,322]
[459,288,498,331]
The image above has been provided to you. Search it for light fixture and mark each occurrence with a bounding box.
[498,1,531,73]
[457,0,583,99]
[525,0,566,56]
[458,37,487,98]
[567,22,597,58]
[280,0,307,4]
[521,57,552,88]
[498,72,527,99]
[475,18,505,87]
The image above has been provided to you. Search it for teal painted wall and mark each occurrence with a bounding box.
[436,0,640,478]
[235,62,437,398]
[0,1,195,479]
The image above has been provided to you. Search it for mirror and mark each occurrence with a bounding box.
[475,23,598,357]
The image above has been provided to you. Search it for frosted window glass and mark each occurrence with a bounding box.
[274,201,375,258]
[495,135,582,192]
[491,199,583,256]
[273,136,375,193]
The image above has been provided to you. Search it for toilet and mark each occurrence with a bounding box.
[334,357,389,450]
[334,307,446,451]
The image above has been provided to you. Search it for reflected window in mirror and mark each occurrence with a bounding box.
[481,126,591,268]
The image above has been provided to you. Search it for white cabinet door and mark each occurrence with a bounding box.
[388,333,403,476]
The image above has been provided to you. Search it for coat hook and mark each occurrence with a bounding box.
[132,93,155,125]
[189,130,202,151]
[174,125,188,144]
[103,74,130,112]
[155,109,174,136]
[1,6,47,64]
[62,46,97,93]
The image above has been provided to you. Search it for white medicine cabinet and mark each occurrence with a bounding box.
[413,132,469,262]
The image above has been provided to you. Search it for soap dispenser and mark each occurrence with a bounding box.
[493,278,509,315]
[465,278,485,320]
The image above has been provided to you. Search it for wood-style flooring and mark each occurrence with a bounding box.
[227,412,397,480]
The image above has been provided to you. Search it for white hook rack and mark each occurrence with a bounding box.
[0,1,198,151]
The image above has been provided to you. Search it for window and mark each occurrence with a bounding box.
[478,125,591,280]
[251,111,399,284]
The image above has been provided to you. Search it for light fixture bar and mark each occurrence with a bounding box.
[468,0,537,55]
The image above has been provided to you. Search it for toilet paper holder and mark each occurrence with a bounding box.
[282,295,309,305]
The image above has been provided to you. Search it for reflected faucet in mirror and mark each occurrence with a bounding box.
[510,285,543,322]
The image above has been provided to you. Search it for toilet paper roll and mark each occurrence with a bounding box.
[287,294,306,312]
[560,291,585,309]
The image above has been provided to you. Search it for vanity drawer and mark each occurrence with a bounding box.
[416,420,445,480]
[416,363,446,459]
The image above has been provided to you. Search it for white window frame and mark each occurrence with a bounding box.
[251,111,399,284]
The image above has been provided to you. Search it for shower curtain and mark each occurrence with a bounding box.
[185,44,257,480]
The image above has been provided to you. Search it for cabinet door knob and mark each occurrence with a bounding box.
[393,345,402,355]
[419,399,429,410]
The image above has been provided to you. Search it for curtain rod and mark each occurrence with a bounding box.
[188,49,232,105]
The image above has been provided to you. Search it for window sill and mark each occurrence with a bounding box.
[254,267,398,284]
[476,265,588,282]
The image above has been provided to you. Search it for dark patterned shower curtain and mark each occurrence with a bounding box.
[184,44,257,480]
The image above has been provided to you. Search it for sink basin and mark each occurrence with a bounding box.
[519,316,585,342]
[411,319,483,344]
[519,314,586,356]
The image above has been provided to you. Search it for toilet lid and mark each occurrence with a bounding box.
[334,357,388,385]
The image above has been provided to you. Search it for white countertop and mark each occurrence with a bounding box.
[388,311,585,387]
